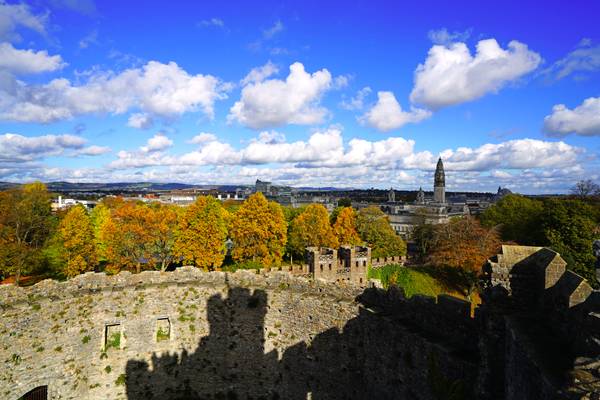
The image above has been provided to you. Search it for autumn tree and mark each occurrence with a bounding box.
[100,202,152,274]
[57,205,98,277]
[356,206,406,258]
[428,216,501,299]
[288,204,339,259]
[332,207,362,246]
[229,193,287,267]
[90,202,111,263]
[146,204,178,271]
[0,182,52,285]
[174,196,228,270]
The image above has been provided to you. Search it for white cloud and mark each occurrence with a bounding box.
[542,40,600,81]
[263,20,283,39]
[228,62,332,129]
[340,86,371,111]
[0,61,228,123]
[198,18,225,28]
[77,145,111,156]
[241,61,279,86]
[441,139,581,171]
[333,74,351,89]
[0,133,86,162]
[427,28,471,45]
[79,29,99,49]
[0,1,48,42]
[410,39,542,109]
[127,113,154,129]
[0,42,65,74]
[188,132,217,144]
[141,133,173,153]
[256,130,285,144]
[360,91,431,132]
[543,97,600,137]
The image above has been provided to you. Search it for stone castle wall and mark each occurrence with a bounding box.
[1,245,597,400]
[0,268,476,400]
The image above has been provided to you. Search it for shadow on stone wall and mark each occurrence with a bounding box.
[125,287,475,400]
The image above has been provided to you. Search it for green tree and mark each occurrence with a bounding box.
[174,196,228,270]
[479,194,544,244]
[229,193,287,267]
[0,182,52,285]
[58,205,98,277]
[356,206,406,258]
[288,204,339,259]
[540,199,598,284]
[332,207,362,246]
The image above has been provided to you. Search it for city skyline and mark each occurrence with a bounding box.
[0,0,599,193]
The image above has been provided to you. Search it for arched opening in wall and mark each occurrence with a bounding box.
[19,385,48,400]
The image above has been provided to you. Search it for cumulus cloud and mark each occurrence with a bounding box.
[76,145,111,156]
[0,61,228,123]
[543,97,600,137]
[141,133,173,153]
[360,91,431,132]
[427,28,471,45]
[0,42,65,74]
[228,62,332,129]
[0,133,86,162]
[188,132,217,144]
[340,86,372,111]
[0,1,48,42]
[441,139,581,171]
[78,29,99,49]
[410,39,542,109]
[542,39,600,81]
[127,113,154,129]
[241,61,279,86]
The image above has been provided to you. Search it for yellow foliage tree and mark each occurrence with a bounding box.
[146,204,178,271]
[174,196,228,270]
[288,204,339,258]
[58,205,98,277]
[0,181,51,285]
[100,202,151,274]
[229,193,287,267]
[332,207,362,246]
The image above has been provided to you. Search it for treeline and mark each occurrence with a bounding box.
[412,193,600,292]
[0,183,406,285]
[479,193,600,284]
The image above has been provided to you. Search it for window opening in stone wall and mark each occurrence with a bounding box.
[320,264,323,272]
[156,318,171,342]
[363,260,367,267]
[328,263,332,270]
[355,261,359,267]
[105,324,121,350]
[19,385,48,400]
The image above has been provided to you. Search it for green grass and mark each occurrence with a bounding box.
[368,264,445,298]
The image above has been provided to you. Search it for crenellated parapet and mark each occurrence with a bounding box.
[481,245,600,399]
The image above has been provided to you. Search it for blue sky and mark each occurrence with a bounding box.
[0,0,599,193]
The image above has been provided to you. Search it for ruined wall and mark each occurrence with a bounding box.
[0,268,476,400]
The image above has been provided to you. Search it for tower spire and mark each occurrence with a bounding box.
[434,157,446,203]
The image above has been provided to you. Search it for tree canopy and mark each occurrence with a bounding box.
[356,206,406,258]
[174,196,228,270]
[229,193,287,267]
[332,207,362,246]
[288,204,338,258]
[58,205,98,277]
